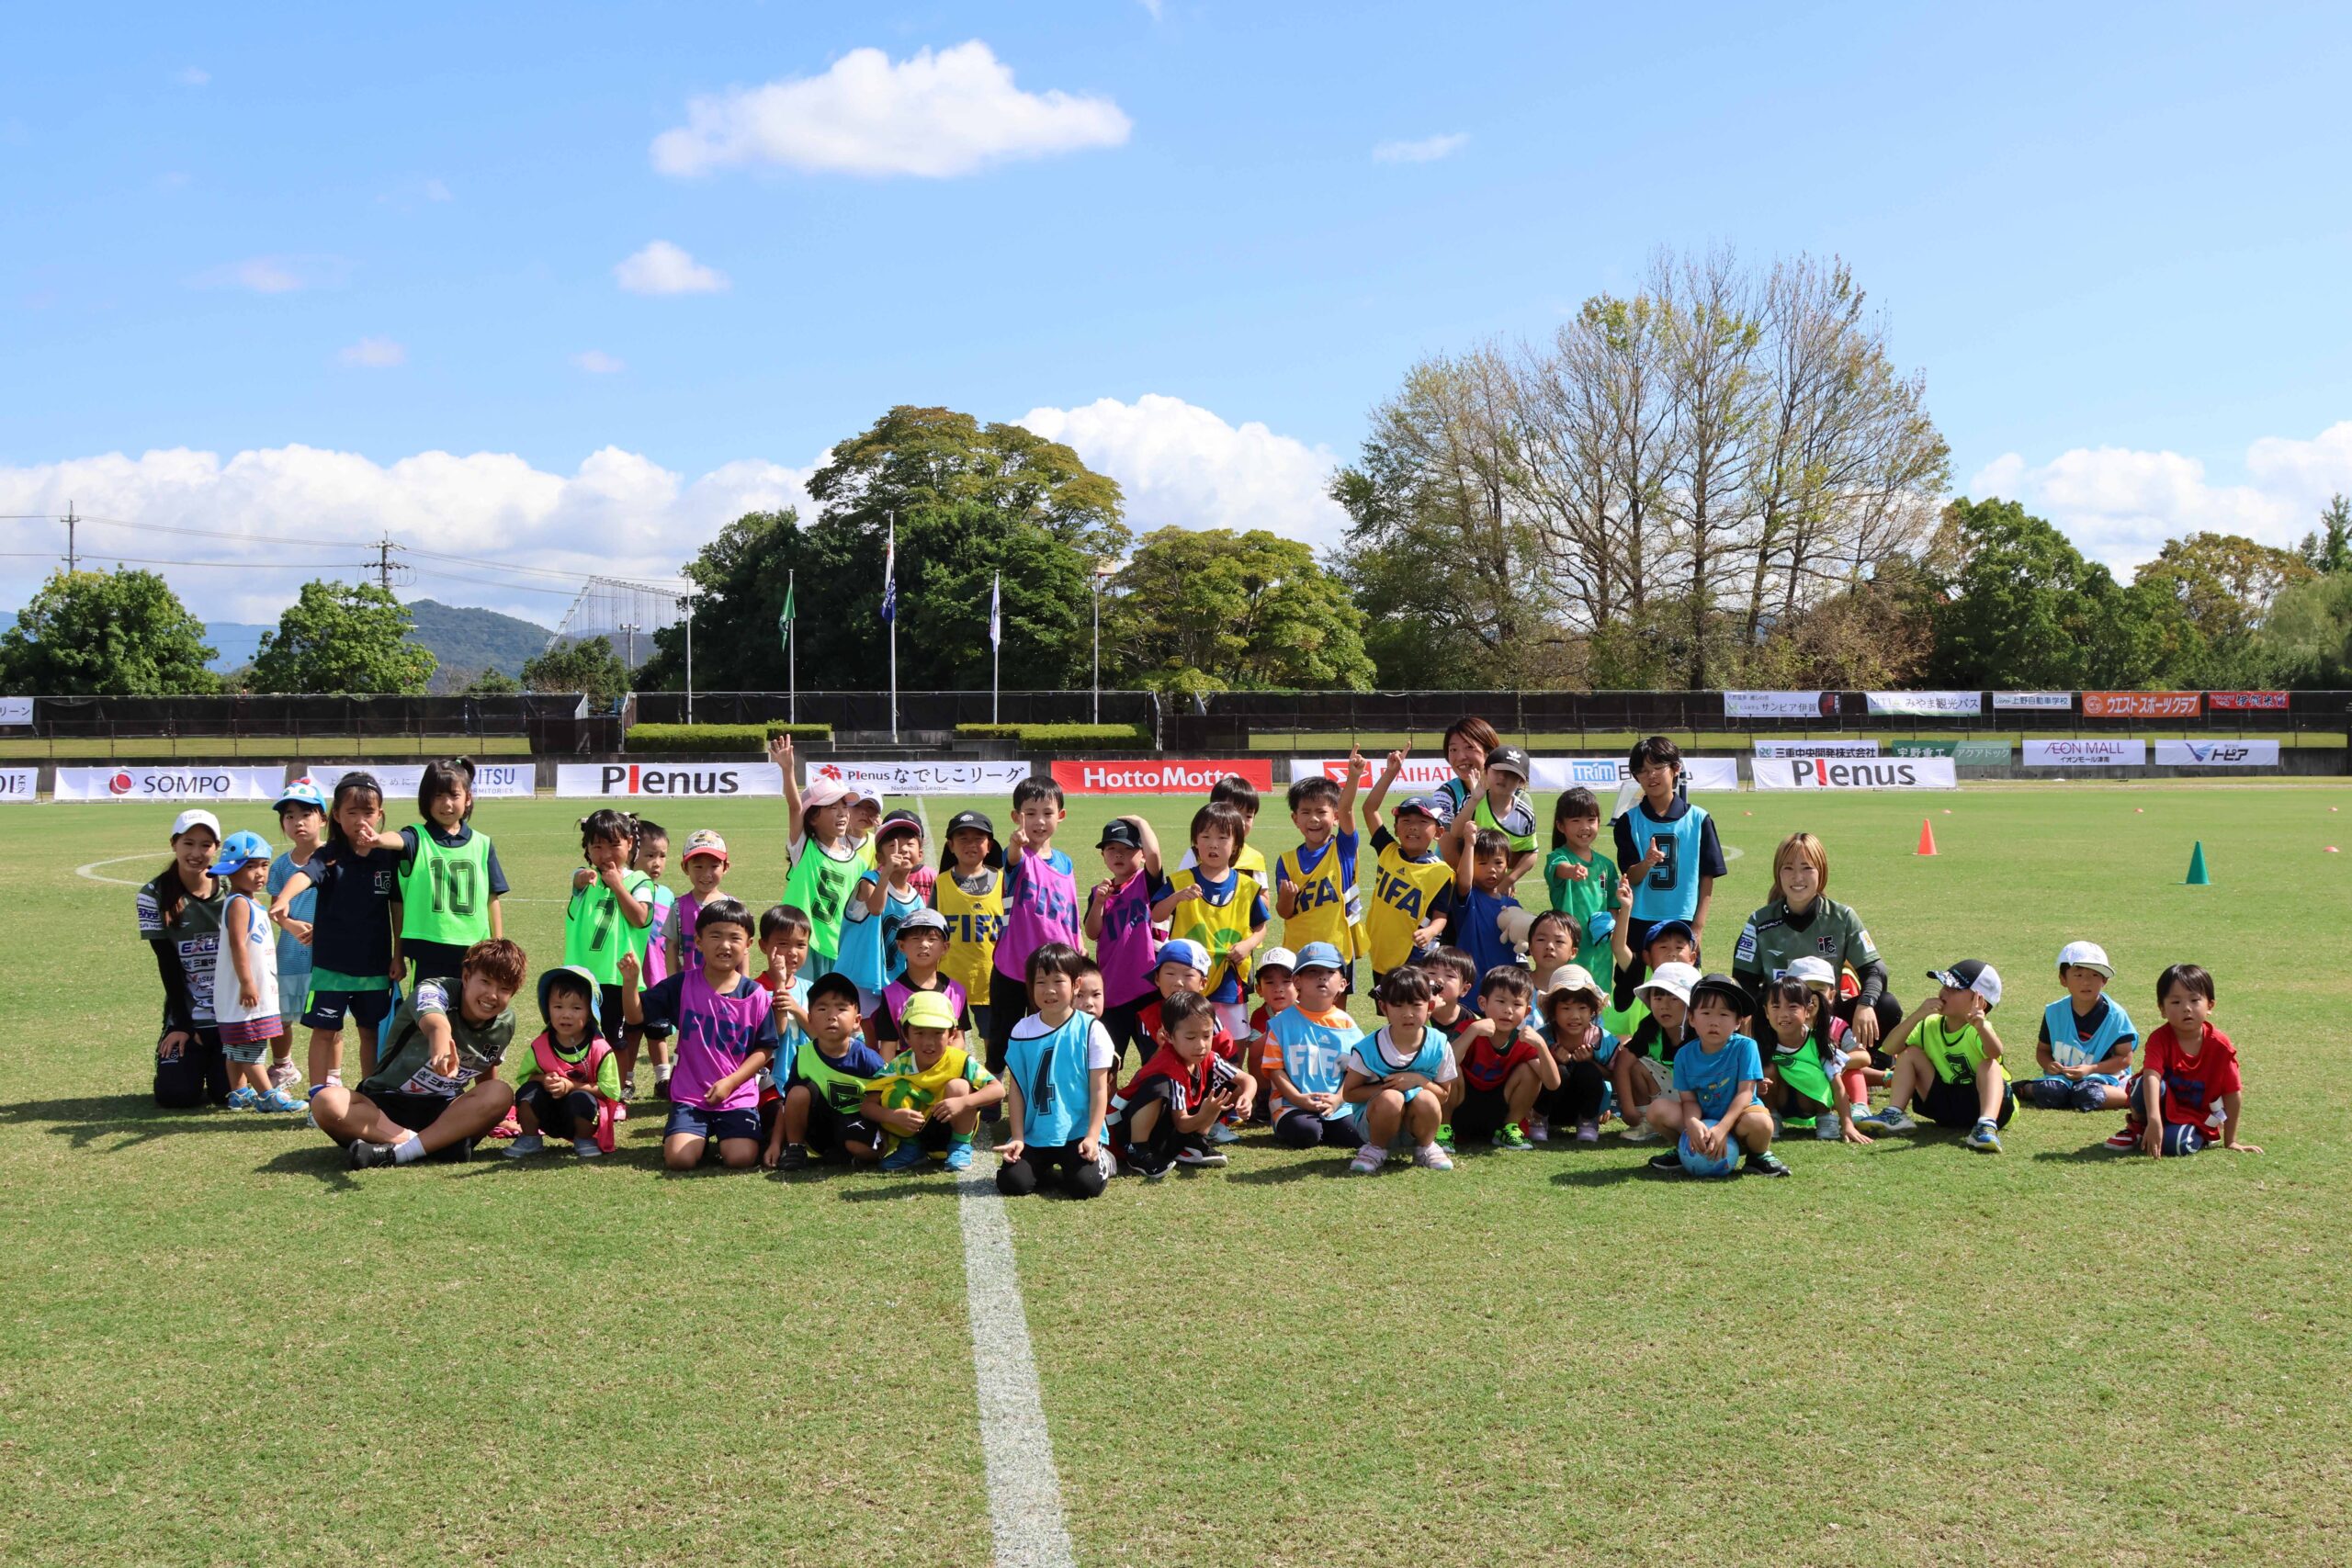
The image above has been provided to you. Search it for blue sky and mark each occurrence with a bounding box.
[5,1,2350,622]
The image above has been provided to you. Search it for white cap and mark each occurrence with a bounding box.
[1543,963,1603,1003]
[1785,955,1838,989]
[1638,961,1700,1007]
[1254,946,1299,978]
[2056,941,2113,979]
[170,808,222,840]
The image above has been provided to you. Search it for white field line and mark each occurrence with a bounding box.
[957,1165,1080,1568]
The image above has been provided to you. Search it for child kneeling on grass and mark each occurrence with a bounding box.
[2113,963,2262,1158]
[1342,968,1460,1175]
[998,942,1116,1197]
[1447,964,1558,1152]
[1856,961,2015,1152]
[1643,972,1788,1179]
[1108,990,1247,1179]
[508,965,622,1158]
[621,898,778,1172]
[767,971,888,1171]
[866,989,1004,1174]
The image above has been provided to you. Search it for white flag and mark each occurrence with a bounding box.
[989,572,1001,649]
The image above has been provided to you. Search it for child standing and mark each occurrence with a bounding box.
[1446,826,1523,987]
[768,970,888,1170]
[2020,941,2138,1113]
[989,778,1083,1088]
[1108,990,1246,1179]
[1856,961,2015,1152]
[1544,787,1621,980]
[266,781,328,1099]
[1260,942,1366,1150]
[564,809,660,1098]
[1151,802,1271,1042]
[998,942,1118,1197]
[2118,964,2261,1157]
[1643,972,1786,1178]
[1448,965,1560,1152]
[836,809,928,1007]
[1611,736,1725,954]
[620,898,778,1171]
[211,831,302,1112]
[1175,775,1272,885]
[867,989,1004,1173]
[1341,968,1459,1174]
[871,908,976,1047]
[1361,757,1455,986]
[780,774,865,976]
[395,757,509,990]
[270,772,402,1090]
[1083,814,1165,1066]
[507,965,622,1158]
[934,809,1005,1046]
[1272,758,1362,988]
[633,819,676,985]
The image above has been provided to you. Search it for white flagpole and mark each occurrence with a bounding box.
[787,569,796,725]
[887,513,899,743]
[990,570,1001,726]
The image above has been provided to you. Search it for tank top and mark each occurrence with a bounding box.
[1273,833,1356,956]
[563,870,658,986]
[783,840,865,965]
[794,1036,878,1114]
[934,870,1004,998]
[210,892,278,1026]
[398,824,495,946]
[996,848,1081,983]
[1161,866,1263,1001]
[1091,870,1161,1005]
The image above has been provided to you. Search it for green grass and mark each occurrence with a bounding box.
[0,734,534,760]
[6,785,2350,1564]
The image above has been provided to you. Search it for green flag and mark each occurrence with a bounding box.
[777,580,795,647]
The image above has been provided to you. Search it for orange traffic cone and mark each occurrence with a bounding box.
[1916,818,1939,856]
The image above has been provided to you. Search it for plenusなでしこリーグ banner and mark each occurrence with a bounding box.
[1287,756,1740,793]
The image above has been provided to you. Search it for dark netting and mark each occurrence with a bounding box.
[628,690,1159,731]
[20,693,579,741]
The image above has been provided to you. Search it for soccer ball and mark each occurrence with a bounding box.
[1678,1132,1739,1179]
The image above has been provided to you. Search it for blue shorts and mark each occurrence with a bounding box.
[664,1102,762,1145]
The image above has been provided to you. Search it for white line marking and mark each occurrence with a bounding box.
[74,853,159,887]
[957,1167,1079,1568]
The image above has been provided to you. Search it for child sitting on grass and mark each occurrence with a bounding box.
[1756,975,1864,1144]
[1856,961,2015,1153]
[767,971,887,1171]
[1643,972,1787,1179]
[998,942,1116,1197]
[2020,941,2138,1113]
[2115,963,2262,1158]
[620,898,777,1172]
[868,990,1004,1174]
[1261,942,1365,1150]
[1342,968,1460,1175]
[507,965,621,1158]
[1446,965,1558,1153]
[1108,990,1245,1179]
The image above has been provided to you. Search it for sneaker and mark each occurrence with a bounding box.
[1208,1121,1240,1145]
[1575,1120,1600,1145]
[1414,1142,1454,1171]
[880,1138,929,1172]
[651,1075,673,1103]
[255,1087,305,1113]
[1815,1115,1843,1141]
[1856,1106,1916,1134]
[2104,1126,2141,1150]
[267,1061,300,1092]
[504,1134,547,1159]
[1432,1124,1456,1154]
[1144,1161,1171,1182]
[572,1137,604,1158]
[777,1143,811,1172]
[1176,1146,1228,1168]
[1645,1152,1686,1173]
[489,1111,521,1140]
[1621,1121,1662,1144]
[612,1101,629,1122]
[1744,1151,1793,1179]
[944,1140,976,1173]
[623,1070,639,1101]
[347,1139,399,1169]
[1491,1122,1534,1152]
[1527,1115,1550,1144]
[1348,1145,1387,1175]
[225,1086,259,1111]
[1966,1119,2002,1153]
[1093,1147,1120,1184]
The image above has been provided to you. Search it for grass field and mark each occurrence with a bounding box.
[6,784,2350,1566]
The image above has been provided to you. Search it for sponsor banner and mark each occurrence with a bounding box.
[0,767,37,801]
[1864,690,1980,717]
[306,761,536,799]
[2207,691,2289,711]
[1754,739,1880,759]
[2022,738,2146,767]
[0,697,31,726]
[1053,759,1272,795]
[2154,739,2280,767]
[2083,691,2200,719]
[803,760,1032,796]
[557,762,785,798]
[1724,690,1834,719]
[1750,757,1957,791]
[53,764,286,802]
[1993,691,2074,711]
[1293,755,1740,794]
[1292,757,1453,788]
[1890,739,2012,765]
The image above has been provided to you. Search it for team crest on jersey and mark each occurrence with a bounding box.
[1816,935,1838,955]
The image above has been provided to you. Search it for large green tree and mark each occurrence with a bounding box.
[1928,497,2159,689]
[1108,527,1373,693]
[247,581,435,694]
[2299,493,2352,576]
[0,568,219,694]
[639,406,1126,693]
[521,636,629,707]
[2259,570,2352,686]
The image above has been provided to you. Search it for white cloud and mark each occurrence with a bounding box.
[1016,394,1350,554]
[571,350,625,374]
[650,40,1130,179]
[1137,0,1164,17]
[336,336,406,368]
[614,240,729,295]
[177,66,209,87]
[1373,131,1468,164]
[194,255,345,294]
[0,445,823,624]
[1968,421,2352,572]
[422,177,452,202]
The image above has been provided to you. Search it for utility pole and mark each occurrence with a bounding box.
[374,536,395,592]
[64,501,76,572]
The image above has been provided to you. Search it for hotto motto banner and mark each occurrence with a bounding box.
[1054,760,1273,795]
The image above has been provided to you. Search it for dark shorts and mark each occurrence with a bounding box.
[1272,1107,1364,1149]
[301,985,395,1032]
[1913,1076,2017,1129]
[1451,1084,1515,1142]
[339,1090,475,1161]
[665,1102,762,1144]
[1768,1079,1835,1121]
[803,1095,879,1157]
[153,1024,228,1109]
[403,939,471,988]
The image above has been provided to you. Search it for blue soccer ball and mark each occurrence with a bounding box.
[1678,1132,1739,1178]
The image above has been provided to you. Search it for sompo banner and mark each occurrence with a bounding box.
[804,760,1032,796]
[307,761,536,799]
[1754,739,1880,758]
[558,762,785,797]
[0,767,37,801]
[1865,691,1980,717]
[2022,739,2146,767]
[1750,757,1957,790]
[1724,690,1833,719]
[2154,739,2279,767]
[54,764,286,802]
[2083,692,2200,718]
[1054,759,1272,795]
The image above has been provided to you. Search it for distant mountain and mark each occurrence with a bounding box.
[206,622,270,672]
[560,623,662,670]
[402,598,553,679]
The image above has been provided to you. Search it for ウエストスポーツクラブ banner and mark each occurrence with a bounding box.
[1749,757,1957,790]
[53,765,287,802]
[2082,692,2200,719]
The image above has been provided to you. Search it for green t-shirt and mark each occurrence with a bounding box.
[361,978,516,1100]
[562,870,656,986]
[1908,1015,2003,1087]
[783,840,865,964]
[1544,844,1621,977]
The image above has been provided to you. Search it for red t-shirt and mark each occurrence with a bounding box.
[2143,1022,2239,1129]
[1136,996,1236,1062]
[1459,1028,1542,1094]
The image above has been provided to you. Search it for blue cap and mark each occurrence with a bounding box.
[274,779,327,812]
[1394,795,1448,823]
[1155,939,1211,975]
[1293,941,1346,973]
[1583,909,1615,943]
[209,829,273,874]
[1644,918,1698,955]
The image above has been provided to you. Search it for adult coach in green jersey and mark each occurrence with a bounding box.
[1730,830,1900,1056]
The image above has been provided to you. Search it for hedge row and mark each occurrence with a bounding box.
[626,722,831,753]
[955,722,1148,749]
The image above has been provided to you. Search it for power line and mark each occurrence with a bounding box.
[0,551,382,570]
